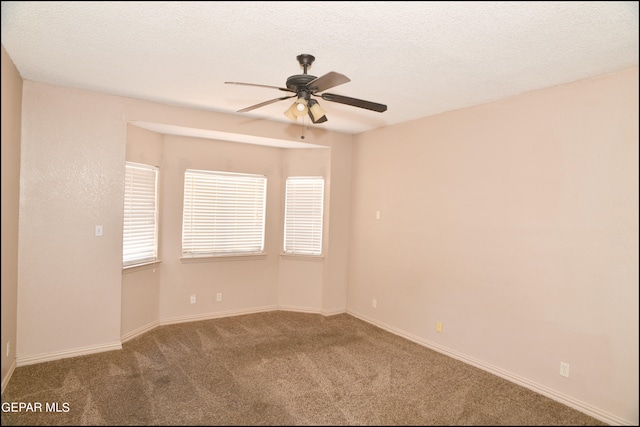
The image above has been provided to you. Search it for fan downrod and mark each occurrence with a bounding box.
[286,55,317,92]
[297,54,315,74]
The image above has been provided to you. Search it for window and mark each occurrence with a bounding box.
[123,162,159,267]
[182,169,267,257]
[283,176,324,255]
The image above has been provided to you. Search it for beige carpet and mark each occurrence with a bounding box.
[1,311,607,425]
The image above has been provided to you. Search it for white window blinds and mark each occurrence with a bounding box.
[284,176,324,255]
[123,162,159,267]
[182,169,267,257]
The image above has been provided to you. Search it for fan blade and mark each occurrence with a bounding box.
[306,72,350,93]
[238,95,296,113]
[225,82,292,93]
[321,93,387,112]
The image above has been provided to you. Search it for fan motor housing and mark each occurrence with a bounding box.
[286,74,317,92]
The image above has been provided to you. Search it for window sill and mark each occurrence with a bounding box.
[180,253,268,263]
[280,253,324,262]
[123,260,162,273]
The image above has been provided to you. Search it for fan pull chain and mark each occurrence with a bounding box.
[300,116,309,140]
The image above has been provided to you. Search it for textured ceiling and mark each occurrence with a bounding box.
[1,1,638,135]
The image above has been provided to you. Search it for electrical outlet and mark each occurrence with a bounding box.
[6,341,9,357]
[436,321,443,333]
[190,295,196,304]
[560,362,570,378]
[216,293,223,302]
[372,299,377,308]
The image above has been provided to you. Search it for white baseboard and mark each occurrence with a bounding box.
[1,358,17,395]
[271,304,346,317]
[13,305,330,372]
[27,306,621,425]
[159,304,279,326]
[277,304,322,314]
[322,306,348,316]
[15,341,122,368]
[121,320,160,343]
[121,305,344,345]
[346,309,631,427]
[7,306,629,424]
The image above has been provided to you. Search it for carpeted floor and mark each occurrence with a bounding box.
[1,311,607,425]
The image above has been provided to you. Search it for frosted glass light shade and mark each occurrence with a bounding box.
[293,98,308,117]
[284,103,298,121]
[309,101,326,122]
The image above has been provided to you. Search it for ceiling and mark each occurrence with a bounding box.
[1,1,638,136]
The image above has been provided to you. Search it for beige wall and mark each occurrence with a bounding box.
[348,68,639,424]
[1,45,22,391]
[18,83,126,363]
[322,137,353,314]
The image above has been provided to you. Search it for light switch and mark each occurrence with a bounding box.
[95,225,103,236]
[376,211,381,220]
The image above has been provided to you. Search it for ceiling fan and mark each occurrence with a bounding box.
[225,54,387,124]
